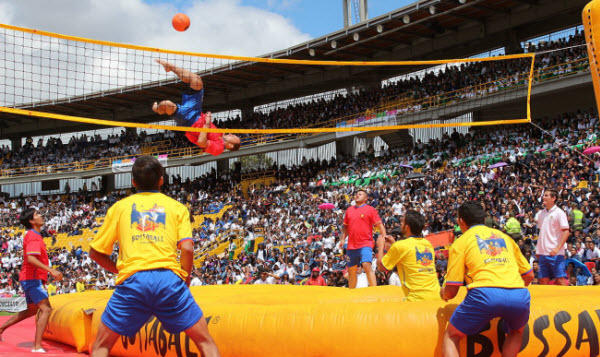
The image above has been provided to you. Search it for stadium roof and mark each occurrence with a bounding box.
[0,0,590,139]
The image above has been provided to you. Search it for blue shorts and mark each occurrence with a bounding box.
[21,280,49,305]
[174,89,204,127]
[347,247,373,267]
[102,269,203,337]
[450,287,530,335]
[538,255,566,280]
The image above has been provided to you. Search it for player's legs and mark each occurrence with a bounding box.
[359,247,376,286]
[445,288,501,356]
[551,255,568,285]
[502,325,525,357]
[184,317,221,357]
[537,277,550,285]
[554,277,568,285]
[346,249,362,289]
[362,262,377,287]
[14,280,51,351]
[91,321,121,357]
[442,322,464,357]
[33,298,53,351]
[347,265,358,289]
[152,100,177,116]
[497,288,530,356]
[0,303,38,339]
[537,255,554,285]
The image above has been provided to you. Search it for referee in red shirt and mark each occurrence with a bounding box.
[0,208,62,353]
[340,190,389,288]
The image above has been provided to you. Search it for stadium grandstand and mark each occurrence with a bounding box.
[0,0,597,303]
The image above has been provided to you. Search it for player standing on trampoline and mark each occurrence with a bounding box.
[152,59,241,156]
[0,208,63,353]
[441,202,533,357]
[341,189,388,288]
[89,156,220,357]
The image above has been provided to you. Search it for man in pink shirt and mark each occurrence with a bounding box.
[152,59,241,156]
[340,190,388,288]
[536,188,569,285]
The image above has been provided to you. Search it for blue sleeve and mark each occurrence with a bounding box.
[173,89,204,127]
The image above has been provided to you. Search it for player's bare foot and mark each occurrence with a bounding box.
[155,59,174,72]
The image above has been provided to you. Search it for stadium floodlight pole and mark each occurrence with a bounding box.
[343,0,351,28]
[529,121,595,162]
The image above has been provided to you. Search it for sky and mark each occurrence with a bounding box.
[0,0,413,56]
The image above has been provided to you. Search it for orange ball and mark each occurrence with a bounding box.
[172,13,190,32]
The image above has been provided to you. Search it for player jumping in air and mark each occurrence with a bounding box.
[153,59,241,156]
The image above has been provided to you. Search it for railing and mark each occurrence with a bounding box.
[241,170,276,181]
[141,139,172,154]
[1,56,589,178]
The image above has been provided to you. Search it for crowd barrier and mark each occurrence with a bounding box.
[43,285,600,356]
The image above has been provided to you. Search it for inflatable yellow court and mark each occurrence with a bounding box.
[44,285,600,357]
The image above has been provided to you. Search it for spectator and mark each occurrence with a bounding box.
[536,189,570,286]
[305,267,327,286]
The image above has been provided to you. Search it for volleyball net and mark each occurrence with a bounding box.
[0,23,535,135]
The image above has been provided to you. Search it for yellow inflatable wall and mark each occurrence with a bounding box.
[585,0,600,110]
[44,285,600,357]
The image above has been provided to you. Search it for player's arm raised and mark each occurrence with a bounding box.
[194,111,212,149]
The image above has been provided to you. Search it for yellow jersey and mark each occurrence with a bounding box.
[76,281,86,293]
[89,191,192,285]
[445,225,532,289]
[47,283,56,296]
[382,237,441,301]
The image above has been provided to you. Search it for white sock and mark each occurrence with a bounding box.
[31,348,46,353]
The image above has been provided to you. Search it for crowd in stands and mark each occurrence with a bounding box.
[1,104,600,296]
[0,30,587,171]
[0,29,597,296]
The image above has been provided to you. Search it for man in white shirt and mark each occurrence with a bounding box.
[253,271,277,285]
[392,202,405,217]
[536,189,569,286]
[190,271,203,286]
[583,239,600,268]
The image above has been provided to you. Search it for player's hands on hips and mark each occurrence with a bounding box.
[50,268,63,281]
[549,247,560,256]
[155,59,174,72]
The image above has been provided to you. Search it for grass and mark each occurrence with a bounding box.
[0,311,15,316]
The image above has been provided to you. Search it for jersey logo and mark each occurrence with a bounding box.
[415,247,433,266]
[131,203,166,232]
[476,234,507,257]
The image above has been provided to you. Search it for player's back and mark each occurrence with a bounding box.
[102,191,191,284]
[387,238,440,301]
[450,225,531,289]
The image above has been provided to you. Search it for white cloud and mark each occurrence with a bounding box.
[0,0,311,56]
[0,0,312,106]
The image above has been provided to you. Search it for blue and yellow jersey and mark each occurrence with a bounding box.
[90,191,192,285]
[445,225,532,289]
[382,237,441,301]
